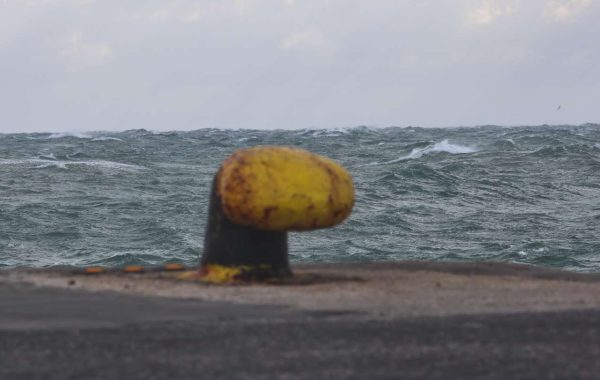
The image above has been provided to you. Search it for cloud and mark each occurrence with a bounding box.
[466,1,516,25]
[61,31,111,72]
[282,28,329,51]
[1,0,599,132]
[136,7,171,23]
[182,9,201,24]
[544,0,593,22]
[1,0,91,7]
[134,5,202,24]
[230,0,265,15]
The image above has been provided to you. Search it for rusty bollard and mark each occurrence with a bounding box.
[199,146,354,283]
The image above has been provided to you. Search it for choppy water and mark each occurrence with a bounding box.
[1,125,600,271]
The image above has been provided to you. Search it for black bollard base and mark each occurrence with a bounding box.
[200,179,292,283]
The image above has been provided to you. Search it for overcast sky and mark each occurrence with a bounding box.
[0,0,598,132]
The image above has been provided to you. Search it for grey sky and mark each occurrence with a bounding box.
[0,0,598,132]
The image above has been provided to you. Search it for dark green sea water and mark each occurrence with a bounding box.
[1,125,599,271]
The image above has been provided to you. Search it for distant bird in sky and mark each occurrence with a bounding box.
[557,105,562,110]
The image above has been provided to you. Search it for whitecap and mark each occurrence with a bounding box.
[310,128,350,137]
[91,136,124,142]
[0,158,146,171]
[379,140,478,164]
[80,160,146,170]
[39,153,57,160]
[0,158,65,168]
[152,131,179,136]
[0,159,37,165]
[48,132,92,139]
[34,162,67,169]
[594,143,600,149]
[296,126,379,138]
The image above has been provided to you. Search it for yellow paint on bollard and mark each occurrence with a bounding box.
[217,146,354,231]
[197,264,278,284]
[199,264,245,283]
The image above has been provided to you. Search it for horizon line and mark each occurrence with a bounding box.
[1,122,599,136]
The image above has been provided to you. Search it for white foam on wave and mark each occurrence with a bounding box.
[34,162,68,169]
[380,139,478,164]
[304,128,351,137]
[77,160,146,170]
[0,158,146,171]
[594,143,600,149]
[39,153,57,160]
[91,136,124,142]
[48,132,93,139]
[297,126,380,137]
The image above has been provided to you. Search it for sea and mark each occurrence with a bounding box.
[1,125,599,272]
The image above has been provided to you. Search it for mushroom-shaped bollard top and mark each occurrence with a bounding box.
[218,146,354,231]
[200,146,354,283]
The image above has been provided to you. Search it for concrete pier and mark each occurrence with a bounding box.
[2,261,600,379]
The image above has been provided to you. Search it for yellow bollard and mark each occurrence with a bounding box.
[200,146,354,283]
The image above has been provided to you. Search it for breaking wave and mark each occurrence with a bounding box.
[48,132,93,139]
[0,158,146,171]
[378,140,478,164]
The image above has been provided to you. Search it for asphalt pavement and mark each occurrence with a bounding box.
[1,280,600,379]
